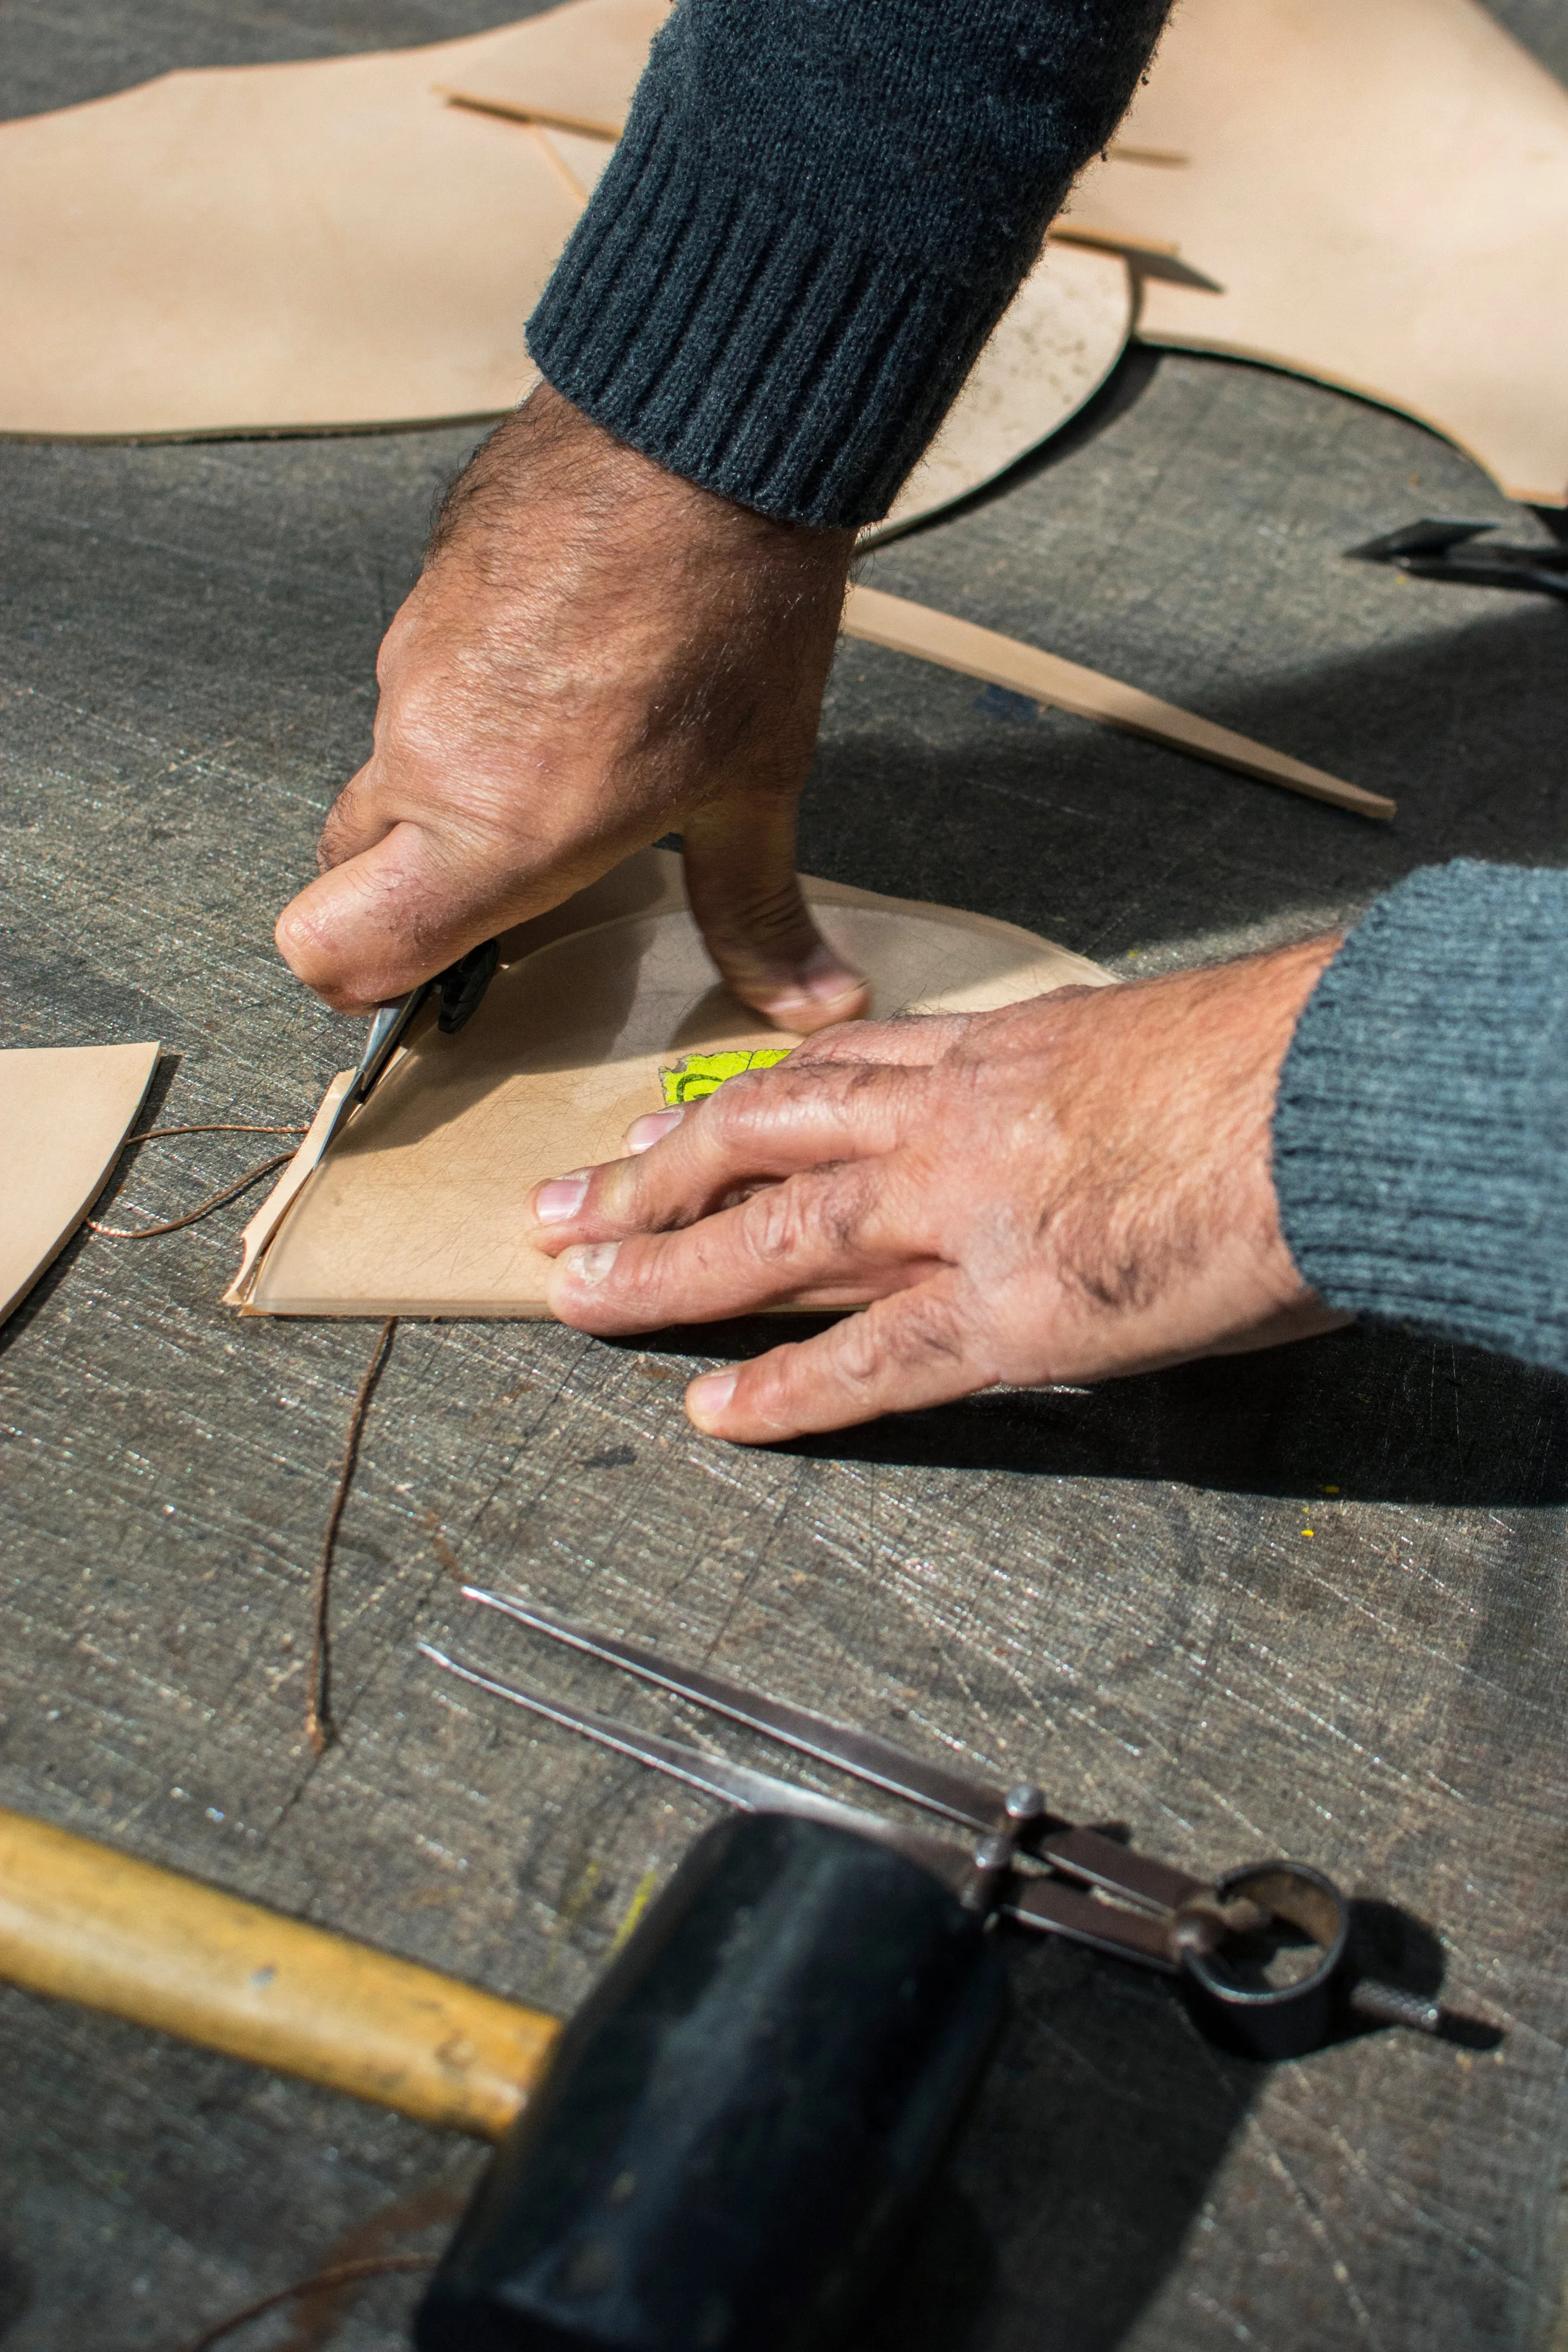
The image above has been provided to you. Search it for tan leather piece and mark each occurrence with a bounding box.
[0,32,580,439]
[535,122,617,200]
[0,1043,160,1327]
[440,0,675,139]
[1064,0,1568,507]
[227,852,705,1307]
[11,0,1560,496]
[226,1073,359,1305]
[229,852,1109,1320]
[842,587,1394,820]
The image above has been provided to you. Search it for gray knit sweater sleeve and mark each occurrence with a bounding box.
[527,0,1168,527]
[1273,862,1568,1373]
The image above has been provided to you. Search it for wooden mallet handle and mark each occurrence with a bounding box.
[0,1806,559,2138]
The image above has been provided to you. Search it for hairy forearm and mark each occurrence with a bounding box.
[426,386,851,606]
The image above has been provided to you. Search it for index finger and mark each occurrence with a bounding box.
[528,1053,925,1246]
[786,1010,973,1070]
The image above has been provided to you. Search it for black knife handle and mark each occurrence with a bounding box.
[414,1812,1006,2352]
[436,938,500,1035]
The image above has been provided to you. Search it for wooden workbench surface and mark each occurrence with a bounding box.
[4,5,1568,2344]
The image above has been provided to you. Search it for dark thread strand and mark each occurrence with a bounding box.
[87,1154,296,1239]
[307,1319,399,1756]
[177,2255,434,2351]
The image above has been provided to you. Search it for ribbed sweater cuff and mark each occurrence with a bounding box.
[527,107,1020,529]
[1273,861,1568,1372]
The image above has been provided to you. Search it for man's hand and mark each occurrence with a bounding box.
[524,936,1348,1442]
[275,383,867,1029]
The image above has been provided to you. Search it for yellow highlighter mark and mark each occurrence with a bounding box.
[659,1048,791,1107]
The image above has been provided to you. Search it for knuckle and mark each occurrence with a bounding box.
[611,1242,664,1306]
[742,1167,868,1266]
[596,1162,664,1235]
[375,675,446,762]
[697,1063,826,1152]
[741,1178,819,1267]
[893,1294,967,1368]
[817,1166,874,1252]
[374,600,423,683]
[700,1068,775,1142]
[709,876,816,961]
[851,1292,968,1384]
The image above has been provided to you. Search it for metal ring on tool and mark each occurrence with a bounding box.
[1180,1861,1350,2057]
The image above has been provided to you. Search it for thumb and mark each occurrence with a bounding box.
[681,787,869,1035]
[274,819,481,1011]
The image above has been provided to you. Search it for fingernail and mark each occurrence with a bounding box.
[807,963,865,1001]
[686,1369,737,1427]
[534,1173,590,1224]
[761,977,867,1020]
[561,1242,620,1286]
[626,1109,684,1154]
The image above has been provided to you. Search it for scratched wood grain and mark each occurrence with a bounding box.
[5,5,1568,2347]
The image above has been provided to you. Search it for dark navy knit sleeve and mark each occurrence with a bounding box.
[1273,861,1568,1375]
[527,0,1169,527]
